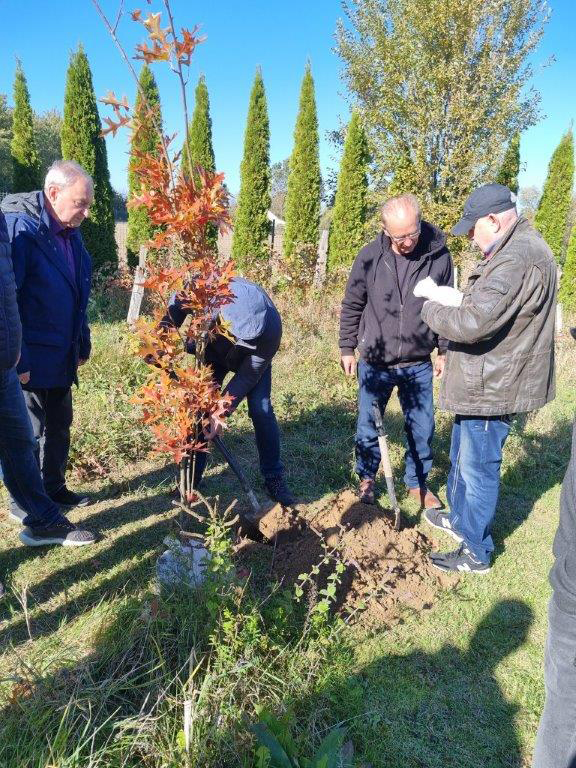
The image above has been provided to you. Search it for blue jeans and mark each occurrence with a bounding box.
[0,368,62,527]
[192,364,283,485]
[355,359,435,489]
[447,415,511,564]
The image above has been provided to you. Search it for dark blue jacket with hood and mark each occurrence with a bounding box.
[1,191,91,388]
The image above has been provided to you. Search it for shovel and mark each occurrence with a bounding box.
[211,435,265,541]
[372,400,402,531]
[212,434,261,518]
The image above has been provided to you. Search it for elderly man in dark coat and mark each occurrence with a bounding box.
[1,160,94,520]
[0,209,94,581]
[422,184,556,573]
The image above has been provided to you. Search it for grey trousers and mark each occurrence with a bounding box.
[533,597,576,768]
[9,387,73,519]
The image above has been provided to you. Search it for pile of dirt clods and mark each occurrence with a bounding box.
[238,490,457,627]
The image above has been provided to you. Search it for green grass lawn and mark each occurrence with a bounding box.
[0,292,574,767]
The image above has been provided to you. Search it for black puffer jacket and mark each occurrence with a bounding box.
[0,210,21,371]
[339,221,453,367]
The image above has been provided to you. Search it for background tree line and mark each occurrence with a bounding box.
[1,0,575,307]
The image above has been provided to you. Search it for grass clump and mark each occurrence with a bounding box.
[0,496,352,767]
[69,321,152,480]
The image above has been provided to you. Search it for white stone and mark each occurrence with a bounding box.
[156,536,211,589]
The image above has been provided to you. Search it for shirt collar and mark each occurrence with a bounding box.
[48,212,76,239]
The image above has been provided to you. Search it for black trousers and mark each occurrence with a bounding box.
[9,387,73,518]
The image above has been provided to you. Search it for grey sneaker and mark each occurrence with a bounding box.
[430,544,491,574]
[424,508,463,542]
[19,519,96,547]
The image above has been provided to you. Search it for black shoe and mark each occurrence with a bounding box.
[19,518,96,547]
[429,543,491,574]
[49,487,91,508]
[423,508,463,542]
[265,476,296,507]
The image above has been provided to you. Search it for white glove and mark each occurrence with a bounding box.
[414,276,463,307]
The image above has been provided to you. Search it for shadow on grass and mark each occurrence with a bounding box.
[0,572,534,768]
[0,493,176,646]
[299,598,534,768]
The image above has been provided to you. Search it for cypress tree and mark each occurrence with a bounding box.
[231,69,271,270]
[283,64,321,262]
[61,45,117,269]
[182,75,215,178]
[535,129,575,264]
[127,64,162,267]
[11,62,41,192]
[328,112,369,270]
[559,223,576,311]
[181,75,217,250]
[496,133,520,193]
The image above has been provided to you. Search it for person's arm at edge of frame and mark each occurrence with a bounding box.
[78,242,92,367]
[6,218,30,383]
[339,248,369,377]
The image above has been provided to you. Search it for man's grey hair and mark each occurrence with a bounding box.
[494,207,518,227]
[381,194,421,228]
[44,160,93,193]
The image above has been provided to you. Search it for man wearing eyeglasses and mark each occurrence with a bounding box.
[339,193,453,509]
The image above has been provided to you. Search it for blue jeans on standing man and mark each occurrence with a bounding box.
[0,368,62,527]
[192,363,283,485]
[355,359,435,489]
[447,415,511,564]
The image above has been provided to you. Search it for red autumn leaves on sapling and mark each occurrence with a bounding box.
[98,4,235,464]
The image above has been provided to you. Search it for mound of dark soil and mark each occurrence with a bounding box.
[237,490,457,627]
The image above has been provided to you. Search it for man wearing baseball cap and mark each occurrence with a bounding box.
[420,183,556,573]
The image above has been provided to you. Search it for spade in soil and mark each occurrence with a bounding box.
[372,400,402,531]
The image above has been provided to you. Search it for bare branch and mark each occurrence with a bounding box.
[91,0,176,192]
[163,0,192,178]
[112,0,125,33]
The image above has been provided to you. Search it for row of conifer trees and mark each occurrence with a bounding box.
[7,51,576,305]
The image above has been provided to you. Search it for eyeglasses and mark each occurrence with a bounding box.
[385,224,421,244]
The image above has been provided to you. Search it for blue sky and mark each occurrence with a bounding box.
[0,0,574,198]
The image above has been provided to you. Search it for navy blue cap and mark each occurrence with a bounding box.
[452,183,517,236]
[220,277,271,345]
